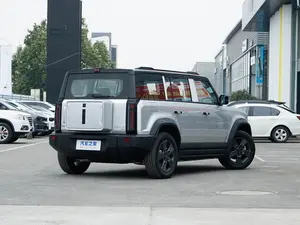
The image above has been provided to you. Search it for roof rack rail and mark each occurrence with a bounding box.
[136,67,200,75]
[186,71,199,75]
[227,99,286,106]
[268,100,286,104]
[136,66,154,70]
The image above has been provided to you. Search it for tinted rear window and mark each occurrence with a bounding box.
[279,105,295,114]
[64,72,134,99]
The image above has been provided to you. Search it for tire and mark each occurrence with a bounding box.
[10,136,19,143]
[0,122,14,144]
[271,126,289,143]
[144,132,178,179]
[57,152,90,174]
[219,130,255,170]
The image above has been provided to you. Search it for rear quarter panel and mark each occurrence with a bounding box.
[137,100,179,135]
[273,113,300,136]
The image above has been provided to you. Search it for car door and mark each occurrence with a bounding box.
[192,77,230,143]
[163,75,199,144]
[247,106,280,137]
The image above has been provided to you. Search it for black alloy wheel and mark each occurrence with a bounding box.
[144,132,178,179]
[219,130,255,170]
[157,140,176,174]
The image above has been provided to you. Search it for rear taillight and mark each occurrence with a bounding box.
[55,103,62,132]
[297,116,300,120]
[126,100,138,134]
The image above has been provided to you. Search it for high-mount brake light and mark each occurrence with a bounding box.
[126,100,138,134]
[55,103,62,131]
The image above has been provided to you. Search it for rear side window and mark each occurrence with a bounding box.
[165,77,192,102]
[64,72,134,99]
[0,103,7,110]
[250,106,280,116]
[279,105,295,114]
[135,73,166,100]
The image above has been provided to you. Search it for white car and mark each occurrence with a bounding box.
[0,102,33,144]
[227,100,300,143]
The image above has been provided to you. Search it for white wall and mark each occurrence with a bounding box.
[0,44,12,96]
[268,4,292,106]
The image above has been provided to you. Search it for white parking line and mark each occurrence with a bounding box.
[0,141,48,153]
[255,155,265,162]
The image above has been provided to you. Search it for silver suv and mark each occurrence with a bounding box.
[49,67,256,179]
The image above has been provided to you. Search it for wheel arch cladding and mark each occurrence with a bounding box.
[237,122,252,136]
[150,119,181,148]
[0,119,15,133]
[227,119,252,148]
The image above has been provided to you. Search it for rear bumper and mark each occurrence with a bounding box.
[49,132,154,163]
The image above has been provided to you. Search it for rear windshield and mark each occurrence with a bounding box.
[279,104,295,114]
[64,72,134,99]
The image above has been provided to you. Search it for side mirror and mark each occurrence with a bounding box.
[219,95,229,105]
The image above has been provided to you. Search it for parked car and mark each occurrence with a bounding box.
[227,100,300,143]
[25,105,54,134]
[15,101,54,134]
[19,100,55,112]
[0,100,33,143]
[5,100,49,137]
[49,67,256,179]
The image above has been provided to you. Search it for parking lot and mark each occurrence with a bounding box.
[0,138,300,224]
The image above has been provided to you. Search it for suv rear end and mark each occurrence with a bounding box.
[49,68,154,166]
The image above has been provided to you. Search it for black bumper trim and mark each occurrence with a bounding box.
[49,133,154,163]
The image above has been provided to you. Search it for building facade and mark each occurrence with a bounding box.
[0,41,12,96]
[111,45,118,68]
[242,0,300,111]
[214,48,225,95]
[221,19,269,99]
[191,62,219,93]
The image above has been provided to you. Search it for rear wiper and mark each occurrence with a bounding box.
[91,94,112,98]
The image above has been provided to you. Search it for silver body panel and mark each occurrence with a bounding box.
[136,100,247,144]
[60,70,248,146]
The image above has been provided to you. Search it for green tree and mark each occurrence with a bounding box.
[12,18,113,95]
[230,89,257,101]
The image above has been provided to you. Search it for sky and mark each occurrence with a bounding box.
[0,0,243,71]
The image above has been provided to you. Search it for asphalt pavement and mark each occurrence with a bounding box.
[0,137,300,224]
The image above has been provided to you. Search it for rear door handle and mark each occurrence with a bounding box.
[203,112,210,116]
[174,111,183,114]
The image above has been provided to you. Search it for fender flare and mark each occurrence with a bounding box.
[150,118,180,137]
[227,118,252,150]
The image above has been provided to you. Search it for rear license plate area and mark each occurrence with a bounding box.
[76,140,101,151]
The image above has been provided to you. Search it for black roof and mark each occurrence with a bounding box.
[135,66,199,76]
[66,66,206,79]
[227,100,286,107]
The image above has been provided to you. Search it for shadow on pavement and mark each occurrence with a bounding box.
[254,138,300,143]
[63,165,226,180]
